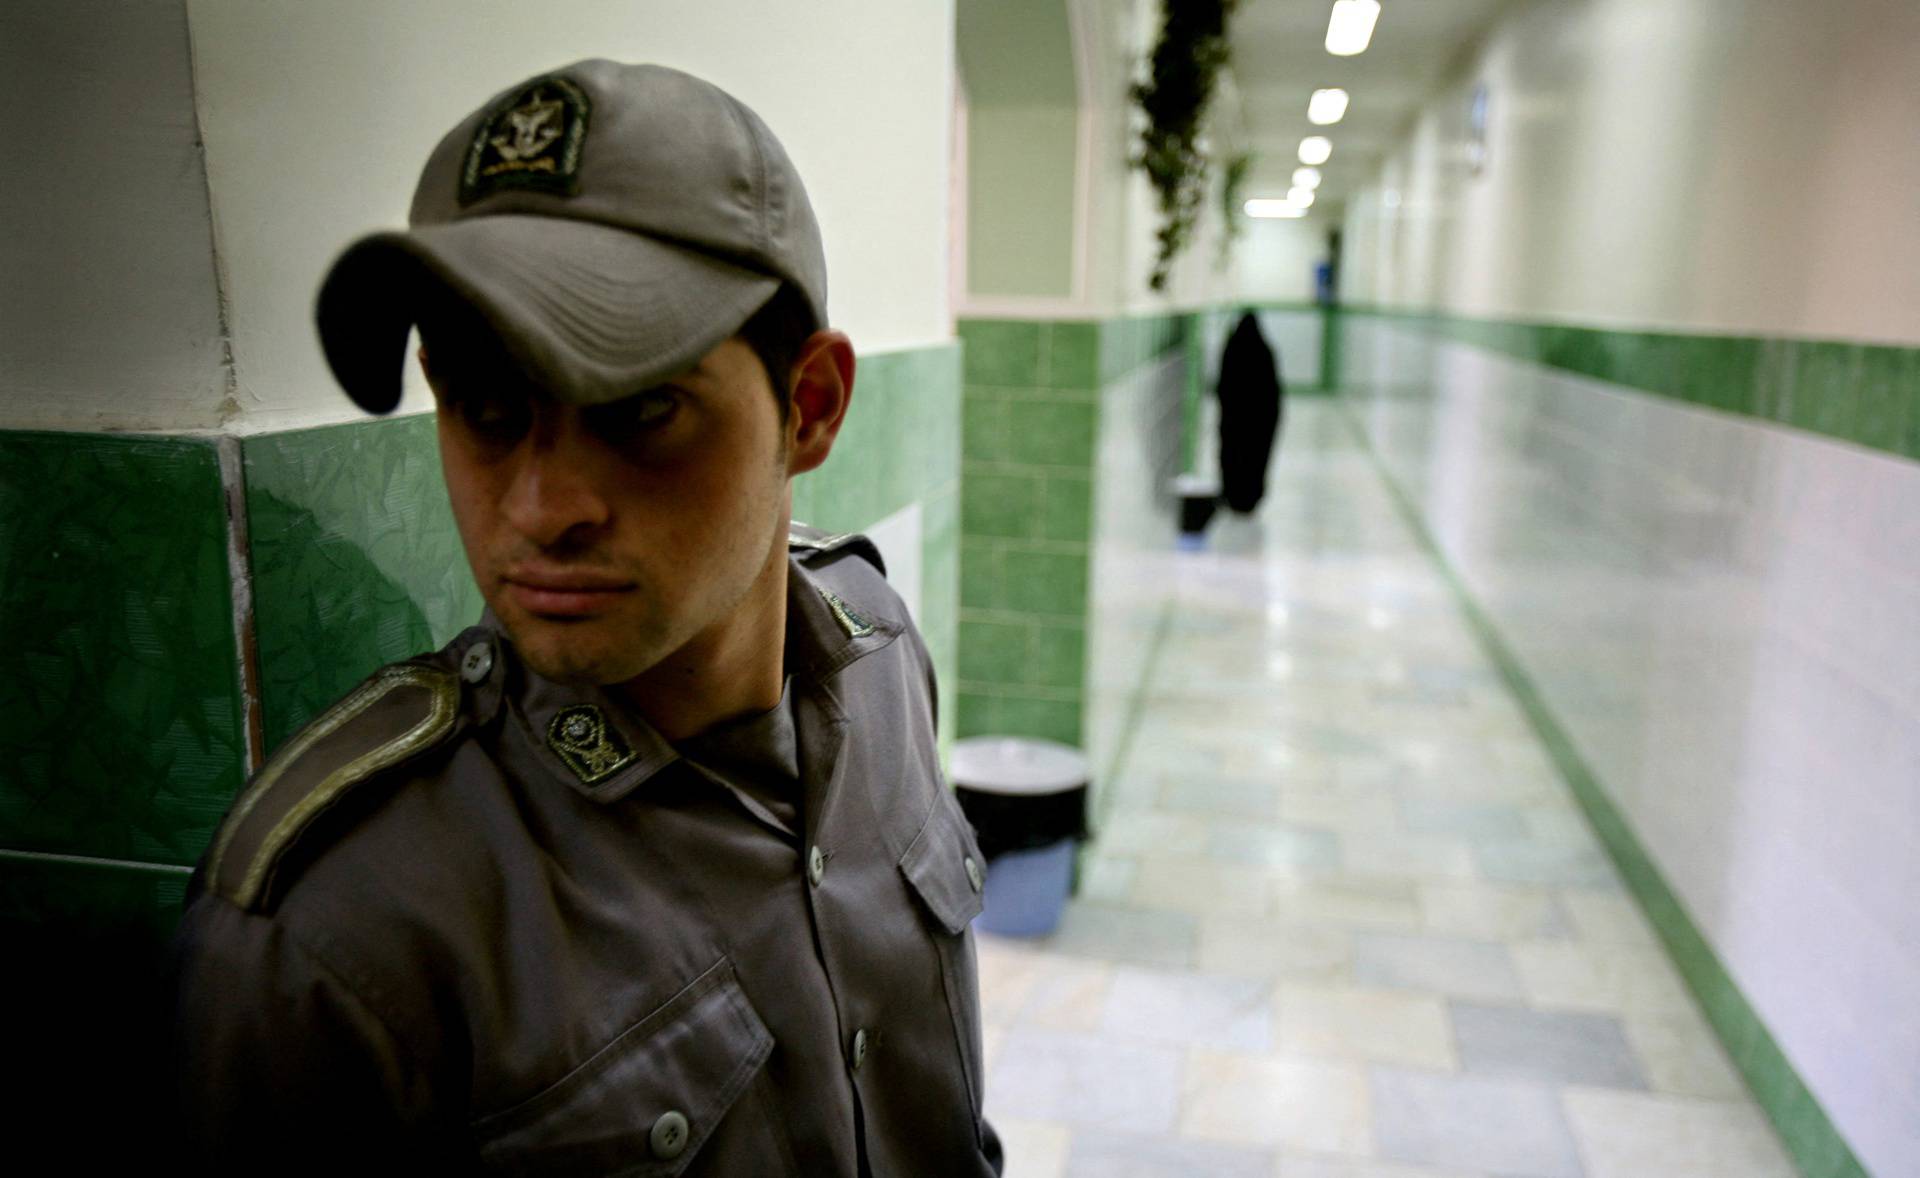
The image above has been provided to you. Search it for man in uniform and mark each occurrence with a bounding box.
[167,59,1003,1175]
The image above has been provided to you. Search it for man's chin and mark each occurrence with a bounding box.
[495,609,665,687]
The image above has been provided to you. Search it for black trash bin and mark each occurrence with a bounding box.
[950,737,1090,937]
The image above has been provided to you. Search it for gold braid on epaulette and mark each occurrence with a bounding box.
[206,663,459,911]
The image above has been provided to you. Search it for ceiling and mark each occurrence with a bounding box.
[1226,0,1512,219]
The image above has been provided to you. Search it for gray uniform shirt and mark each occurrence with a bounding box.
[167,533,1002,1176]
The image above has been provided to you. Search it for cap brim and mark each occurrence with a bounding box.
[316,215,783,413]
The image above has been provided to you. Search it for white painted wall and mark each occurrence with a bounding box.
[964,0,1246,320]
[193,0,957,432]
[10,0,957,433]
[0,0,230,432]
[1343,0,1920,346]
[1233,218,1323,306]
[1340,4,1920,1168]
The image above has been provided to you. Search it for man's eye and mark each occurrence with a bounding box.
[457,396,530,443]
[585,391,678,443]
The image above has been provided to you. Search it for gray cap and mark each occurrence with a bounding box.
[316,60,828,413]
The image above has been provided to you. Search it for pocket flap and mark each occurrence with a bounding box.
[474,958,773,1175]
[899,793,988,936]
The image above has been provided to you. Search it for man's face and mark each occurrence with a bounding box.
[427,334,791,687]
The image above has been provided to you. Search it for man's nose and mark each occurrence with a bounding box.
[500,425,610,549]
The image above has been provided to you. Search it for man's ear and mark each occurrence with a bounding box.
[785,330,855,477]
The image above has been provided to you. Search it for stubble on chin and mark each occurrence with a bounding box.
[497,605,675,688]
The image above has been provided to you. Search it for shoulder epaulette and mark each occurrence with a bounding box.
[205,662,460,913]
[788,522,887,577]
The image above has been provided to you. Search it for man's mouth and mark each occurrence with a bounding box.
[501,566,637,618]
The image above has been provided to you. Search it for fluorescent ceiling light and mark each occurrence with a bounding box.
[1288,186,1316,208]
[1325,0,1380,56]
[1292,167,1322,190]
[1308,88,1350,125]
[1298,136,1333,165]
[1244,198,1307,219]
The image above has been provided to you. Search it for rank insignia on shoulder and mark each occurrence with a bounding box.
[819,587,876,639]
[460,73,591,206]
[547,704,637,785]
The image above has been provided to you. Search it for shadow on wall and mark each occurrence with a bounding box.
[247,488,439,755]
[240,412,484,757]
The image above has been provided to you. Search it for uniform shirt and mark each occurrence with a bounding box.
[678,676,803,839]
[167,532,1003,1176]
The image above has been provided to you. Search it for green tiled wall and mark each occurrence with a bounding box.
[1346,307,1920,465]
[0,429,237,1123]
[243,414,484,756]
[791,342,963,751]
[956,315,1186,747]
[0,432,246,867]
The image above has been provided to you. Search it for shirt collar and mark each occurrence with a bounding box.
[493,552,901,805]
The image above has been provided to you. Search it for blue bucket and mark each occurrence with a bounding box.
[973,838,1076,938]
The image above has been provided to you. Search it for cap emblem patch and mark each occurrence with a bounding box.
[460,75,591,206]
[546,704,636,784]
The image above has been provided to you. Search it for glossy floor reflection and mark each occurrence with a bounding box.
[976,401,1797,1178]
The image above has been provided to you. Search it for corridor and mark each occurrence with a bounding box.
[976,400,1798,1178]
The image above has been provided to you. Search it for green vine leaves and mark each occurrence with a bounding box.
[1131,0,1239,291]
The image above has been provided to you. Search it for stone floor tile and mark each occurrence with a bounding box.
[1180,1049,1372,1156]
[994,1117,1070,1178]
[1272,875,1424,931]
[1510,940,1696,1016]
[1197,915,1354,982]
[1131,856,1275,917]
[1340,832,1481,883]
[1519,805,1607,851]
[977,935,1046,1024]
[1206,822,1344,873]
[1095,810,1213,858]
[1015,956,1114,1032]
[1474,839,1621,888]
[1101,966,1274,1052]
[1078,854,1139,903]
[1618,1009,1749,1100]
[1352,933,1526,1002]
[1558,890,1660,948]
[1274,1153,1479,1177]
[1450,1000,1647,1089]
[984,1027,1183,1132]
[1160,774,1286,819]
[1065,1129,1275,1177]
[1417,880,1571,941]
[1561,1087,1800,1178]
[1369,1066,1585,1178]
[1399,798,1531,840]
[1040,903,1198,969]
[1274,983,1456,1071]
[1280,789,1401,834]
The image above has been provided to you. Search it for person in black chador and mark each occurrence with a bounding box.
[1215,310,1285,513]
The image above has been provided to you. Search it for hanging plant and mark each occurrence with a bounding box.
[1218,151,1252,264]
[1131,0,1238,291]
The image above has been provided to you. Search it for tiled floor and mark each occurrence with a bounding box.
[977,402,1799,1177]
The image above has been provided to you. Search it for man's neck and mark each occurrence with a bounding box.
[612,525,790,743]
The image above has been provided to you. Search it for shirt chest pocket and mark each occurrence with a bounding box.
[471,958,792,1177]
[898,791,991,1125]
